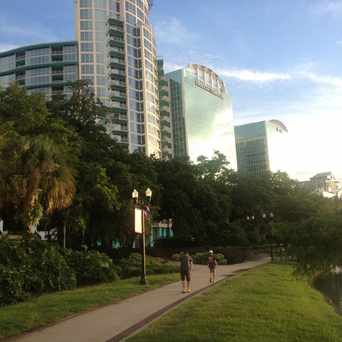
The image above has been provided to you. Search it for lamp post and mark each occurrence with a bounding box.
[132,188,152,285]
[261,212,274,261]
[246,212,274,259]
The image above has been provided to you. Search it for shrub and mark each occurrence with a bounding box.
[192,252,227,265]
[0,266,28,306]
[64,250,119,286]
[119,253,178,278]
[153,237,198,249]
[36,247,77,292]
[0,237,123,306]
[171,253,181,261]
[17,239,77,293]
[0,238,25,267]
[215,247,251,264]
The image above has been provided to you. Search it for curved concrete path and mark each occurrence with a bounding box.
[11,257,270,342]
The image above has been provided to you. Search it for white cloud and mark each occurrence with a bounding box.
[215,65,342,89]
[312,0,342,15]
[155,17,197,46]
[218,68,292,83]
[298,71,342,88]
[0,44,17,53]
[163,62,183,73]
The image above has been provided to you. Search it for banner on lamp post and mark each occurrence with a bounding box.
[134,208,143,234]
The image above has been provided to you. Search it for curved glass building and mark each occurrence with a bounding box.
[0,42,78,98]
[75,0,160,156]
[166,64,236,166]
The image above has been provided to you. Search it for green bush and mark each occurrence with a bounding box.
[0,266,28,306]
[0,237,120,306]
[171,253,181,261]
[37,247,77,292]
[0,238,26,267]
[119,253,178,278]
[64,250,119,286]
[192,252,227,265]
[18,239,77,293]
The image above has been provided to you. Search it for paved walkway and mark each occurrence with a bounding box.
[12,257,270,342]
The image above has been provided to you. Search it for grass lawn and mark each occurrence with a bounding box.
[129,264,342,342]
[0,273,179,339]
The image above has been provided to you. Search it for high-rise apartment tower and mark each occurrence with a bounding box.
[75,0,161,156]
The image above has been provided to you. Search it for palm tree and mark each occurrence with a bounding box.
[0,134,76,234]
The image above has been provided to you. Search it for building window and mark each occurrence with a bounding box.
[94,0,107,9]
[81,54,94,63]
[126,1,136,14]
[81,31,93,41]
[80,9,92,19]
[80,20,93,30]
[81,64,94,74]
[80,0,92,7]
[81,42,93,52]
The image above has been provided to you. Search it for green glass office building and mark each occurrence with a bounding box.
[0,42,78,98]
[166,64,236,165]
[235,120,289,175]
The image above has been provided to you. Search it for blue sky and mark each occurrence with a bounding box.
[1,0,342,179]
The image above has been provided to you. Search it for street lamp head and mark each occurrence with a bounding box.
[251,216,255,220]
[246,216,250,221]
[262,213,267,219]
[270,212,274,218]
[132,189,139,200]
[145,188,152,200]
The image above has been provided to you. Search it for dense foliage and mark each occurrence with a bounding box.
[118,253,178,278]
[0,238,118,305]
[191,252,227,265]
[0,84,342,275]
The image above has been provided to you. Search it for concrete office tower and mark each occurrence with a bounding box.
[157,59,174,159]
[0,42,78,98]
[166,64,236,166]
[75,0,161,157]
[235,120,289,176]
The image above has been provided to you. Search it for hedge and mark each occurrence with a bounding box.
[0,238,118,306]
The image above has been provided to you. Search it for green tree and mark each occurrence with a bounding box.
[0,85,77,233]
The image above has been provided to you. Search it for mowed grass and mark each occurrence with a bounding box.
[0,273,179,339]
[129,265,342,342]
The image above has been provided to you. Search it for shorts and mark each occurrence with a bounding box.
[180,270,191,282]
[209,266,216,272]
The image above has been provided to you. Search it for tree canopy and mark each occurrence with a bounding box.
[1,83,341,275]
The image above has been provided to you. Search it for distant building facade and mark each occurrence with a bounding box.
[166,64,236,165]
[157,59,174,159]
[303,172,341,198]
[0,42,78,98]
[235,120,289,175]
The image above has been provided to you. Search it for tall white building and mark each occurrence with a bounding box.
[75,0,161,157]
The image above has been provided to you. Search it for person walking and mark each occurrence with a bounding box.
[208,250,217,284]
[180,252,193,293]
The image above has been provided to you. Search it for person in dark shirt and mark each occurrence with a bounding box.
[208,250,218,284]
[180,252,193,293]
